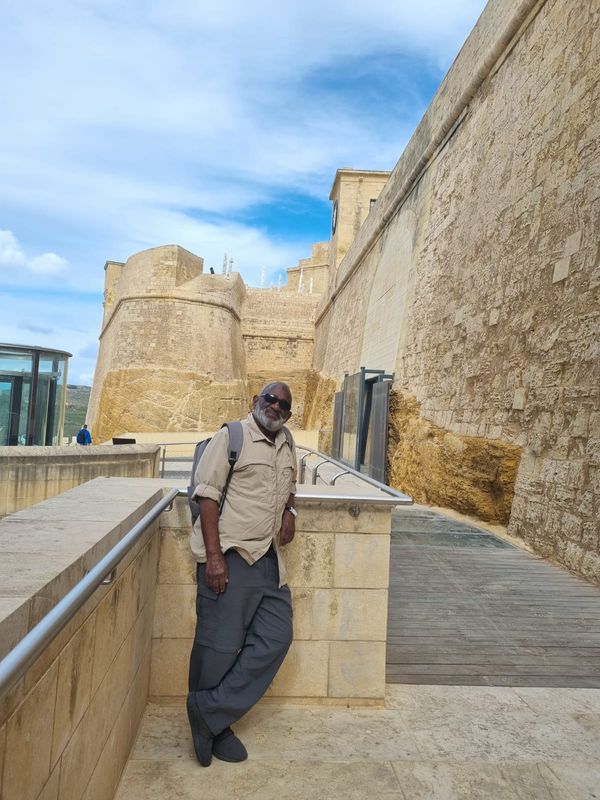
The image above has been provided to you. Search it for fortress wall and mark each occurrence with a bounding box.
[312,0,600,578]
[285,241,330,295]
[242,289,320,426]
[113,245,204,297]
[88,248,248,442]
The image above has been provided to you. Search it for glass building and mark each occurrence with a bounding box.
[0,344,71,446]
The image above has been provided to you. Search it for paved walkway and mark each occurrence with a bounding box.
[388,506,600,687]
[116,685,600,799]
[115,502,600,798]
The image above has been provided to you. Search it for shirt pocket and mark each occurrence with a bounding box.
[232,456,275,495]
[277,465,295,503]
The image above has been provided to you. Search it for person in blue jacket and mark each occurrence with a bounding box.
[76,424,92,445]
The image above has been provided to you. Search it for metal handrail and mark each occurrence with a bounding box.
[331,470,351,485]
[0,487,180,699]
[294,446,411,503]
[156,440,411,507]
[155,442,199,478]
[310,458,330,485]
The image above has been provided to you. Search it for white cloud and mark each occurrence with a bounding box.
[0,230,68,277]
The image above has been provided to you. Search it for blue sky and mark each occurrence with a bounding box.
[0,0,487,385]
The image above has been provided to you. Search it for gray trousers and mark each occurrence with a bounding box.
[188,547,293,735]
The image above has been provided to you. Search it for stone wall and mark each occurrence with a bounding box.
[285,241,330,295]
[0,444,160,517]
[89,245,322,439]
[0,479,163,800]
[88,246,250,443]
[151,492,392,704]
[311,0,599,579]
[328,169,391,276]
[242,289,320,426]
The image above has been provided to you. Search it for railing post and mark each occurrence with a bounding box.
[311,458,329,485]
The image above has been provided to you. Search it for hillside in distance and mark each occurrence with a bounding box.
[64,384,91,440]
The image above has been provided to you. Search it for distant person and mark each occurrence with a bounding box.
[76,424,92,445]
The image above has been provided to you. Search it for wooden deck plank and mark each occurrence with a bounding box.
[386,507,600,688]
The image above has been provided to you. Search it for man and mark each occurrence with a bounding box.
[187,381,297,767]
[76,423,92,445]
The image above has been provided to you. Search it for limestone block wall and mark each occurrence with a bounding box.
[242,289,321,426]
[0,478,164,800]
[311,0,599,580]
[285,241,330,295]
[151,493,391,704]
[329,170,391,276]
[88,245,249,442]
[0,444,160,517]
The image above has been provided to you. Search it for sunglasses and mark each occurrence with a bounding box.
[260,393,292,413]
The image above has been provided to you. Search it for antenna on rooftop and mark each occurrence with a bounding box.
[222,253,228,275]
[228,257,234,277]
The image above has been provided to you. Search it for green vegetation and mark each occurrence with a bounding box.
[64,384,92,440]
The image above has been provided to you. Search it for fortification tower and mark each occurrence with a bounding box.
[87,245,249,442]
[328,169,391,286]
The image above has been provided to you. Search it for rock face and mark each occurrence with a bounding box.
[387,391,521,524]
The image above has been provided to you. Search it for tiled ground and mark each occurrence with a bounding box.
[115,685,600,799]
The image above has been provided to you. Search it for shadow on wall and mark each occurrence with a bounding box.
[387,390,521,525]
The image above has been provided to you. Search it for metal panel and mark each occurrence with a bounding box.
[369,380,390,483]
[331,391,344,460]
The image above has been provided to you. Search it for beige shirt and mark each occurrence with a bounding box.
[190,413,297,586]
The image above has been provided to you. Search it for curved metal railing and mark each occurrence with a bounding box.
[294,446,412,504]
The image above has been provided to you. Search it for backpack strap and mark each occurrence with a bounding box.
[218,421,244,514]
[282,425,293,449]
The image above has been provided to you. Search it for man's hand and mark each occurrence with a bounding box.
[205,552,228,593]
[278,510,296,546]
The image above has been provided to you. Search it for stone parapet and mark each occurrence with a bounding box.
[0,444,161,518]
[152,490,392,704]
[0,478,166,800]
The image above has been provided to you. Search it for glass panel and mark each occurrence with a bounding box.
[341,372,361,465]
[0,348,33,376]
[51,355,68,445]
[0,380,10,446]
[0,348,69,445]
[33,355,54,446]
[18,380,30,445]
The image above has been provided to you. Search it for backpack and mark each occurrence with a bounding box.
[76,429,86,444]
[187,421,294,525]
[187,422,244,525]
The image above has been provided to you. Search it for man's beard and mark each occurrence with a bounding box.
[253,406,286,432]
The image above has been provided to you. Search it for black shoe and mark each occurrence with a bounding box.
[212,727,248,763]
[186,694,213,767]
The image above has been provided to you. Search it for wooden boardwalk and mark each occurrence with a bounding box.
[386,506,600,687]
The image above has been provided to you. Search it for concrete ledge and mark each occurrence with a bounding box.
[0,444,161,517]
[0,477,168,800]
